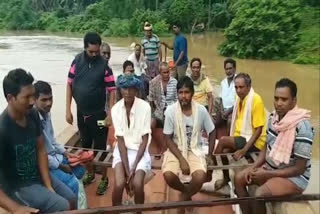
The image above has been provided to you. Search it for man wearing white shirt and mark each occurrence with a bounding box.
[128,44,147,76]
[214,58,237,132]
[128,43,149,98]
[111,75,151,213]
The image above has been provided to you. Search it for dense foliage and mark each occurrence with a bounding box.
[0,0,234,35]
[219,0,302,59]
[0,0,319,64]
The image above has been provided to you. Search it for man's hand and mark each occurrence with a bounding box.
[47,186,55,193]
[233,149,246,161]
[104,114,112,127]
[59,164,72,174]
[244,166,255,184]
[251,167,270,184]
[179,158,190,175]
[12,206,39,214]
[66,110,73,125]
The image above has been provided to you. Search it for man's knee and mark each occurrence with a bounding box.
[163,171,177,183]
[235,170,244,183]
[47,196,70,212]
[191,170,207,184]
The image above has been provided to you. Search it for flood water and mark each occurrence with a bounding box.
[0,32,319,211]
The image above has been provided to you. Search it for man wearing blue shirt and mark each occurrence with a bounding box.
[162,24,188,80]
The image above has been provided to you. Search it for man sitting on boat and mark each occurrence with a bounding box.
[111,75,152,213]
[149,62,178,155]
[116,60,146,100]
[0,69,75,213]
[34,81,85,202]
[213,58,237,134]
[188,58,214,116]
[162,76,216,214]
[214,73,267,190]
[234,78,314,214]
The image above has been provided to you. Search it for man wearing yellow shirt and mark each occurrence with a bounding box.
[214,73,266,190]
[189,58,213,115]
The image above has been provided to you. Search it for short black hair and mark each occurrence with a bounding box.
[177,76,194,94]
[34,81,52,99]
[190,57,202,68]
[135,43,141,48]
[224,58,236,69]
[172,23,181,28]
[235,72,251,87]
[3,68,34,99]
[275,78,297,98]
[123,60,134,71]
[84,32,102,48]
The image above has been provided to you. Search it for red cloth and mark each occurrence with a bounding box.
[68,151,94,166]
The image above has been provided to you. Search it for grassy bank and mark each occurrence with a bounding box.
[293,7,320,64]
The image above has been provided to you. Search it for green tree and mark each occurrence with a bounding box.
[219,0,301,59]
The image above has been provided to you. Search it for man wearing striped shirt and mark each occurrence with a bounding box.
[66,32,116,195]
[149,62,178,154]
[234,78,314,214]
[141,22,162,79]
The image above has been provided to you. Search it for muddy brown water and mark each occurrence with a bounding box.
[0,32,319,212]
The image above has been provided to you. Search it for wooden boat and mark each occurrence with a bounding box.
[57,126,319,214]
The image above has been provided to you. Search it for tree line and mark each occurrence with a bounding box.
[0,0,319,64]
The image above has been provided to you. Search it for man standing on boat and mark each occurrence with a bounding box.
[234,78,314,214]
[214,73,267,190]
[162,76,216,214]
[128,43,149,98]
[213,58,237,133]
[111,75,151,213]
[66,32,116,195]
[149,62,178,155]
[0,69,75,213]
[34,81,85,199]
[162,23,188,80]
[101,42,111,64]
[141,22,162,79]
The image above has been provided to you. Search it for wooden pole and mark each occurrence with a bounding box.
[53,194,320,214]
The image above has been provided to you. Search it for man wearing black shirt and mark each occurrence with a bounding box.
[0,69,75,213]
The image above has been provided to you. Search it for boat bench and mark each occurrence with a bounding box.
[64,145,258,170]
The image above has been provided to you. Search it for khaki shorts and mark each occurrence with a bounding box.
[162,150,207,175]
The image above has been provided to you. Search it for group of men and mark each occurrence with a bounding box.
[0,26,314,214]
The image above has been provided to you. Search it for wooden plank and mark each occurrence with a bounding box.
[239,157,249,165]
[226,154,235,166]
[215,155,223,167]
[94,151,103,162]
[103,152,113,164]
[250,153,258,162]
[53,194,320,214]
